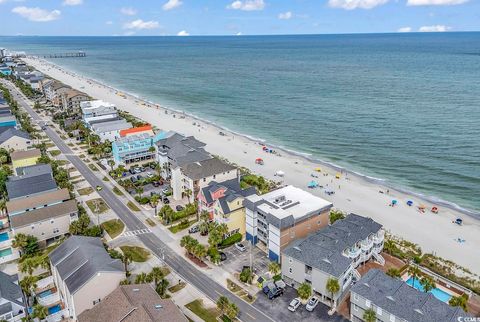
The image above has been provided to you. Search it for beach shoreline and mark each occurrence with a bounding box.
[23,56,480,275]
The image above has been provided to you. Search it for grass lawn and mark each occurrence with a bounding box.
[68,167,77,173]
[71,179,85,184]
[160,266,171,276]
[185,299,220,322]
[60,135,67,139]
[120,246,150,262]
[168,220,196,234]
[67,143,74,147]
[78,187,94,196]
[146,218,156,227]
[57,160,69,166]
[113,186,124,196]
[88,163,98,171]
[102,176,109,182]
[49,150,61,157]
[168,282,186,293]
[101,219,125,239]
[44,142,55,148]
[86,198,110,214]
[127,201,140,212]
[79,154,86,158]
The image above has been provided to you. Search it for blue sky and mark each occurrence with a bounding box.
[0,0,478,36]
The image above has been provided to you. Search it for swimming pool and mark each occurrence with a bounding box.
[0,248,12,257]
[38,289,52,298]
[0,232,9,242]
[48,304,61,315]
[406,277,452,303]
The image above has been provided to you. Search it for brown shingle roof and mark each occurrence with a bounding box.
[6,188,70,215]
[10,199,78,228]
[65,89,88,100]
[78,284,188,322]
[10,148,41,161]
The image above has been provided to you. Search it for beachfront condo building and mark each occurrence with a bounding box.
[90,119,132,142]
[48,236,124,321]
[244,185,333,262]
[60,89,90,112]
[350,269,470,322]
[155,131,210,179]
[80,100,118,127]
[281,214,385,307]
[198,178,257,237]
[171,157,238,203]
[43,81,72,105]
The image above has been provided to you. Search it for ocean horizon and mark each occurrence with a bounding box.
[2,33,479,215]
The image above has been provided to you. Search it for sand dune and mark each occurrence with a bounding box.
[24,57,480,275]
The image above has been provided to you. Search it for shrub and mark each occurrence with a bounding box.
[219,233,242,249]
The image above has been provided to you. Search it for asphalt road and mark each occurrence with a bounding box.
[3,80,272,322]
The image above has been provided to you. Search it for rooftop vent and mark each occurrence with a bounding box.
[414,309,423,315]
[322,258,331,264]
[274,195,286,204]
[293,246,301,252]
[386,296,395,301]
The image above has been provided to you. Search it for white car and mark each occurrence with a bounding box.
[288,298,301,312]
[146,172,154,178]
[235,242,246,252]
[305,296,319,312]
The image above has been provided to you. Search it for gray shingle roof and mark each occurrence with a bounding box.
[91,119,132,134]
[49,236,123,294]
[351,269,471,322]
[0,272,23,307]
[156,132,210,166]
[0,128,30,144]
[283,214,382,277]
[7,166,57,200]
[180,158,236,181]
[15,163,52,176]
[201,178,256,214]
[10,199,78,228]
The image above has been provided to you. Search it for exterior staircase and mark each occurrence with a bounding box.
[353,269,361,281]
[373,252,385,266]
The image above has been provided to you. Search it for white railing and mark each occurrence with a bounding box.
[361,239,373,251]
[372,252,385,266]
[0,238,12,249]
[11,312,26,322]
[38,292,60,306]
[353,269,361,281]
[0,250,20,264]
[36,276,54,292]
[343,275,353,290]
[46,308,69,322]
[347,247,361,259]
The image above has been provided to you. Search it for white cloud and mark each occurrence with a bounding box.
[278,11,292,20]
[227,0,265,11]
[397,26,412,32]
[120,7,137,16]
[236,32,243,36]
[12,6,61,22]
[177,30,189,36]
[407,0,468,5]
[105,20,113,25]
[163,0,183,11]
[419,25,451,32]
[124,19,159,30]
[328,0,388,10]
[62,0,82,6]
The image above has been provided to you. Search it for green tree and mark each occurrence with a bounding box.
[208,227,223,248]
[107,159,115,171]
[408,266,421,288]
[21,235,39,256]
[32,304,48,320]
[20,275,38,306]
[150,194,160,217]
[119,279,131,285]
[386,268,401,278]
[135,272,150,284]
[149,267,164,288]
[363,308,376,322]
[329,209,345,224]
[122,252,133,277]
[135,186,144,198]
[449,294,468,312]
[268,261,281,276]
[239,268,253,284]
[420,276,436,293]
[156,278,169,298]
[297,282,312,301]
[216,296,230,316]
[326,278,340,309]
[226,302,240,320]
[12,233,28,253]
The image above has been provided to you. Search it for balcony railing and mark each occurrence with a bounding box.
[346,247,361,259]
[38,292,61,306]
[36,276,55,293]
[0,250,20,264]
[46,308,69,322]
[361,239,373,251]
[373,231,385,244]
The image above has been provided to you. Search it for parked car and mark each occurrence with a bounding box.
[288,298,301,312]
[219,252,227,261]
[146,173,154,178]
[136,175,143,180]
[275,280,286,290]
[129,168,136,175]
[262,281,276,295]
[150,163,157,169]
[163,197,170,204]
[235,243,246,252]
[133,167,142,174]
[305,296,319,312]
[139,167,146,172]
[152,181,160,187]
[176,205,184,211]
[188,225,199,234]
[162,187,171,195]
[130,176,138,183]
[268,287,284,300]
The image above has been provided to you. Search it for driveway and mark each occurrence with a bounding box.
[253,286,349,322]
[221,245,271,278]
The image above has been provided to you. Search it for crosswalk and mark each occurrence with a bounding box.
[123,228,152,237]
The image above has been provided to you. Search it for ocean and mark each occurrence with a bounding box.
[1,33,479,215]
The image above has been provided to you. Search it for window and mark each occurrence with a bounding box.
[353,304,358,312]
[203,178,206,182]
[365,300,371,308]
[53,228,59,234]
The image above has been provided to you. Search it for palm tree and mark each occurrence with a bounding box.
[184,188,192,202]
[135,186,144,198]
[386,268,401,278]
[135,272,149,284]
[268,261,281,276]
[297,282,312,302]
[150,194,159,216]
[156,278,169,298]
[12,233,28,255]
[420,276,436,293]
[449,294,468,312]
[107,159,115,171]
[194,243,207,260]
[199,220,209,235]
[20,275,38,306]
[32,304,48,321]
[408,266,421,287]
[363,308,376,322]
[122,253,132,277]
[383,239,396,254]
[149,267,164,288]
[216,296,230,316]
[226,302,239,320]
[326,278,340,309]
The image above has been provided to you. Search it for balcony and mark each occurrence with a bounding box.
[346,247,361,259]
[373,230,385,244]
[35,276,55,293]
[361,239,373,251]
[46,308,69,322]
[0,248,20,264]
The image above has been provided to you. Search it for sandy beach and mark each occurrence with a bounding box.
[24,57,480,275]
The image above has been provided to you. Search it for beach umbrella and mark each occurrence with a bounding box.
[315,167,322,172]
[407,200,413,206]
[335,173,341,179]
[308,180,318,188]
[392,200,397,205]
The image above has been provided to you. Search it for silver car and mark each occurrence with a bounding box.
[288,298,301,312]
[305,296,319,312]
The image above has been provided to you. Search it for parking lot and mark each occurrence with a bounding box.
[220,244,271,279]
[253,286,349,322]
